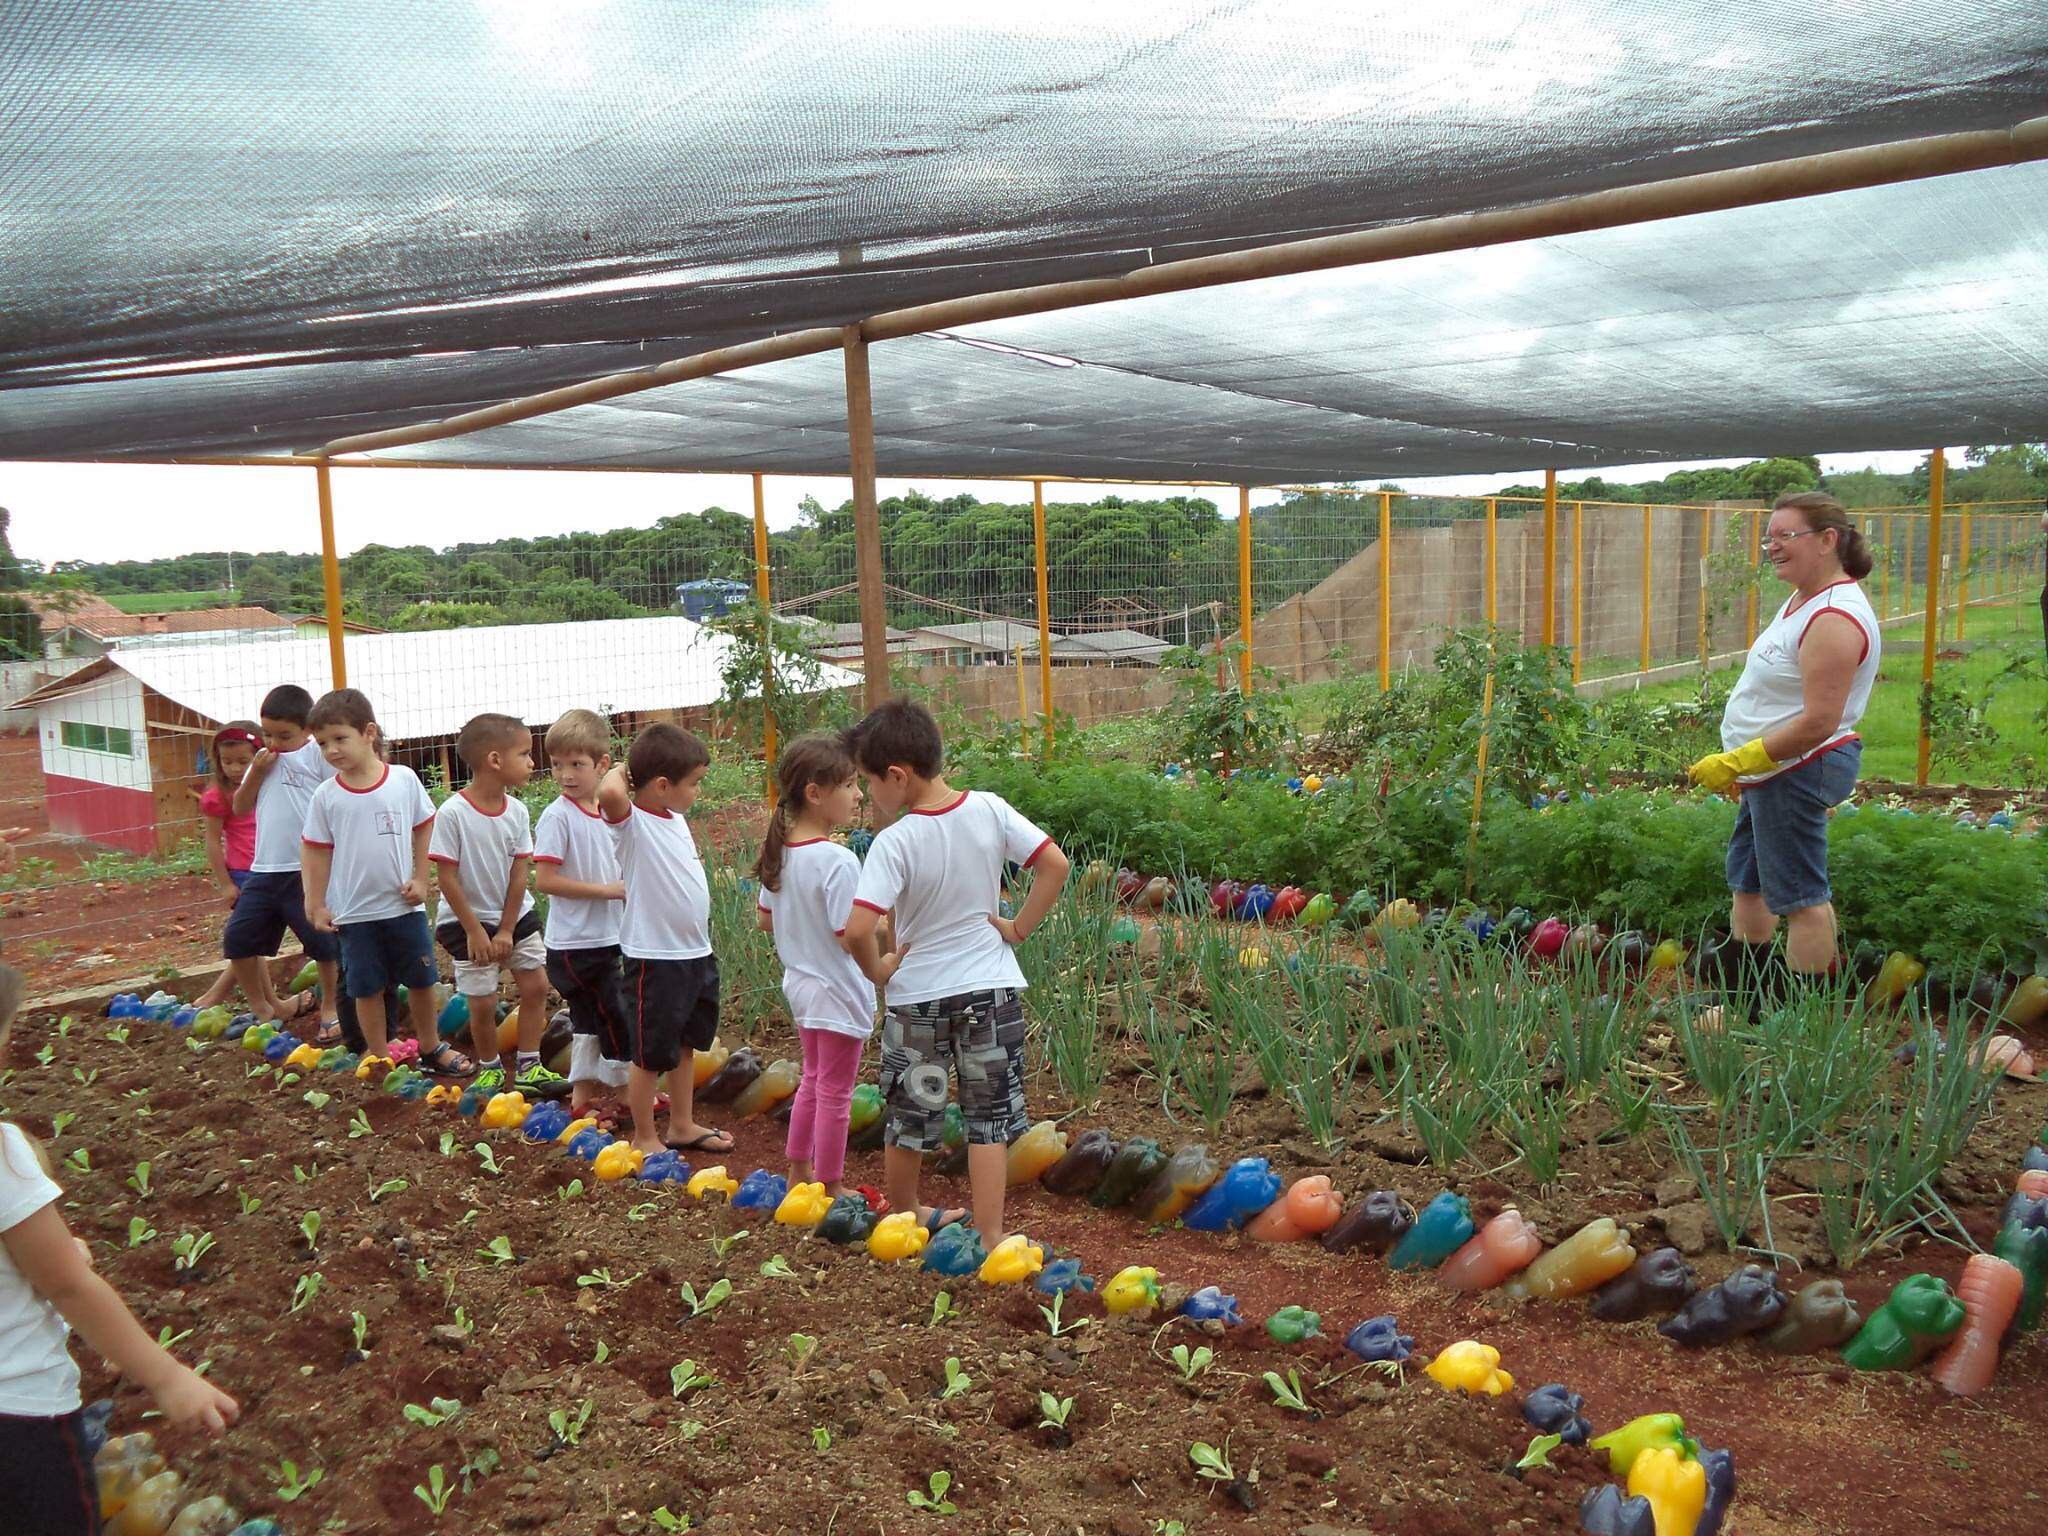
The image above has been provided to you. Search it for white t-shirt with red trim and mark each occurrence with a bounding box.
[0,1122,79,1415]
[1721,577,1880,782]
[852,790,1052,1007]
[759,839,875,1039]
[301,764,436,924]
[247,737,337,873]
[607,804,711,961]
[533,796,622,951]
[428,789,536,928]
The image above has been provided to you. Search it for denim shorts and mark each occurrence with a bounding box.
[222,870,340,963]
[1726,741,1860,914]
[336,912,439,998]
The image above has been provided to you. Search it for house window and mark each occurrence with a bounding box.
[60,720,135,756]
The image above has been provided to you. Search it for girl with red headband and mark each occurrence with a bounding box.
[191,722,296,1018]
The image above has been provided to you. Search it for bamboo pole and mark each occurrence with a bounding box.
[751,472,777,804]
[1237,486,1254,692]
[1541,470,1558,648]
[1639,504,1653,673]
[1697,507,1714,670]
[1570,499,1583,683]
[1378,489,1393,691]
[1032,480,1054,754]
[841,327,890,711]
[316,118,2048,461]
[1744,509,1761,644]
[313,460,347,687]
[1918,453,1945,786]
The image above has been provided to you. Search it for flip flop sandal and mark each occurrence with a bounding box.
[274,991,320,1025]
[922,1206,970,1232]
[313,1020,344,1048]
[420,1043,477,1078]
[664,1127,734,1154]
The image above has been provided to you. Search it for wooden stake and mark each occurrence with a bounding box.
[313,460,347,687]
[841,327,889,711]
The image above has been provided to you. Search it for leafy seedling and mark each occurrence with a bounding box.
[1263,1368,1312,1414]
[56,1016,74,1037]
[1038,1391,1075,1431]
[650,1509,693,1532]
[157,1325,194,1349]
[414,1465,452,1515]
[303,1089,332,1112]
[811,1426,832,1453]
[236,1188,261,1216]
[558,1179,585,1203]
[759,1253,796,1279]
[905,1470,957,1515]
[369,1177,409,1203]
[626,1200,658,1221]
[459,1446,500,1493]
[64,1147,88,1172]
[480,1235,516,1265]
[403,1397,464,1427]
[1515,1433,1563,1474]
[679,1278,732,1318]
[126,1160,151,1197]
[592,1340,610,1365]
[577,1267,641,1290]
[347,1108,373,1139]
[107,1024,130,1045]
[940,1357,972,1400]
[51,1111,76,1136]
[473,1142,508,1175]
[451,1306,476,1337]
[127,1217,156,1248]
[299,1210,322,1249]
[670,1359,714,1398]
[273,1461,324,1502]
[1038,1291,1090,1337]
[1170,1343,1214,1383]
[35,1044,53,1067]
[292,1163,313,1183]
[547,1397,595,1448]
[786,1332,818,1369]
[1190,1438,1259,1511]
[171,1231,216,1272]
[349,1312,370,1355]
[438,1130,457,1157]
[930,1291,957,1326]
[290,1271,324,1312]
[706,1229,749,1261]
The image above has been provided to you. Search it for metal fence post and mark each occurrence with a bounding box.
[1697,506,1713,671]
[1745,509,1761,645]
[841,326,889,710]
[751,472,777,803]
[314,459,347,687]
[1956,505,1971,642]
[1541,469,1558,647]
[1378,489,1392,691]
[1237,485,1254,692]
[1881,514,1892,618]
[1032,479,1054,753]
[1570,499,1583,683]
[1466,495,1500,892]
[1918,455,1945,786]
[1639,503,1653,674]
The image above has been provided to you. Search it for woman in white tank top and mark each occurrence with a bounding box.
[1687,491,1881,981]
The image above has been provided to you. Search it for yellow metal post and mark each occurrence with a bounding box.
[751,472,777,804]
[1638,504,1653,674]
[1378,489,1393,691]
[1013,647,1031,755]
[1697,506,1713,670]
[1541,469,1558,647]
[1237,485,1254,692]
[313,459,347,687]
[1956,506,1971,641]
[1917,453,1945,786]
[841,327,890,710]
[1880,514,1891,617]
[1744,510,1760,644]
[1032,480,1054,753]
[1570,500,1583,683]
[1467,496,1500,891]
[1901,513,1914,618]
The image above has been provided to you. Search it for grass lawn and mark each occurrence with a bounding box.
[101,587,240,613]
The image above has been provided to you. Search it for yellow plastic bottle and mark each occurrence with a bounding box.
[1424,1340,1515,1397]
[481,1091,530,1130]
[774,1180,834,1226]
[167,1496,243,1536]
[108,1468,185,1536]
[1506,1217,1636,1301]
[867,1210,929,1262]
[593,1142,644,1181]
[1004,1121,1068,1186]
[978,1234,1045,1285]
[691,1037,731,1088]
[733,1057,801,1119]
[687,1164,739,1201]
[94,1433,165,1520]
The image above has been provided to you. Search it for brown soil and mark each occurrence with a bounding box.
[6,984,2045,1536]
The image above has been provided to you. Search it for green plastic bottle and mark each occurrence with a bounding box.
[1136,1144,1219,1224]
[1993,1220,2048,1333]
[1090,1136,1165,1208]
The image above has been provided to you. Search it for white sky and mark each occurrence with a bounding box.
[0,451,1934,566]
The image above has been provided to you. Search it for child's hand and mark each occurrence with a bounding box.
[148,1362,240,1435]
[874,944,910,986]
[309,904,338,933]
[220,881,242,908]
[247,748,277,779]
[463,920,492,960]
[490,928,514,964]
[987,914,1029,946]
[605,881,626,901]
[400,876,429,907]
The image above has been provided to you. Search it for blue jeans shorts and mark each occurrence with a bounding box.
[222,870,340,963]
[336,912,439,999]
[1726,741,1860,915]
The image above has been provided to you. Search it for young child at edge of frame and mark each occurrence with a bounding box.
[840,698,1070,1249]
[594,723,734,1160]
[190,719,278,1017]
[0,963,241,1536]
[754,733,877,1198]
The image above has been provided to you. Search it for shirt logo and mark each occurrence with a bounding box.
[375,811,402,837]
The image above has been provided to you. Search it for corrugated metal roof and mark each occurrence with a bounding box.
[8,615,858,739]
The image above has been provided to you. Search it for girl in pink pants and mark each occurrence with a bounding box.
[753,735,877,1193]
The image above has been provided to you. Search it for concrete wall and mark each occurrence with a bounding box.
[906,662,1177,729]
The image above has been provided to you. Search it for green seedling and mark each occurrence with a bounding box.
[679,1278,732,1318]
[457,1207,481,1227]
[403,1397,464,1427]
[1263,1368,1312,1413]
[576,1267,641,1290]
[347,1108,373,1139]
[438,1130,457,1157]
[414,1465,452,1515]
[626,1200,658,1221]
[1037,1391,1075,1431]
[170,1231,216,1272]
[302,1089,332,1112]
[273,1460,324,1502]
[350,1312,370,1354]
[370,1177,408,1203]
[290,1271,323,1312]
[127,1217,156,1248]
[650,1509,693,1532]
[1189,1440,1236,1483]
[1038,1291,1090,1337]
[480,1235,516,1265]
[126,1160,151,1197]
[299,1210,322,1249]
[811,1426,832,1453]
[557,1179,585,1202]
[236,1188,261,1216]
[459,1446,500,1493]
[107,1025,130,1045]
[452,1306,475,1336]
[1153,1524,1188,1536]
[940,1357,972,1400]
[35,1044,54,1067]
[759,1254,796,1279]
[547,1397,595,1447]
[56,1016,74,1037]
[670,1359,714,1398]
[930,1290,957,1326]
[705,1228,749,1261]
[157,1325,194,1349]
[473,1142,507,1175]
[72,1066,98,1087]
[64,1147,88,1172]
[1170,1343,1214,1383]
[905,1470,956,1515]
[51,1111,76,1136]
[592,1340,610,1365]
[1516,1433,1563,1472]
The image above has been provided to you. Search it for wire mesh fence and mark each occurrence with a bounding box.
[2,480,2042,999]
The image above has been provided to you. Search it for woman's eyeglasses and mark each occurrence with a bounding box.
[1762,529,1819,549]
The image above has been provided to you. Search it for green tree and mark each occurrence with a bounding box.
[1735,457,1819,502]
[0,507,26,590]
[238,560,290,609]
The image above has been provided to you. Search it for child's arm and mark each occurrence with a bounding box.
[301,843,337,931]
[201,816,237,904]
[989,842,1071,946]
[3,1205,240,1433]
[405,819,433,909]
[534,865,626,902]
[841,904,907,987]
[229,749,275,817]
[493,855,531,961]
[431,852,491,958]
[756,906,773,934]
[595,764,632,822]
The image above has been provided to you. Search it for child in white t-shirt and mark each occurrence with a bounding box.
[594,724,732,1160]
[533,709,632,1114]
[754,734,876,1196]
[842,701,1070,1248]
[430,713,559,1098]
[300,689,459,1070]
[0,968,238,1531]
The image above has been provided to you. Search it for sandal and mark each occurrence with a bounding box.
[419,1042,476,1078]
[664,1126,734,1154]
[313,1019,344,1048]
[270,991,319,1025]
[921,1206,970,1232]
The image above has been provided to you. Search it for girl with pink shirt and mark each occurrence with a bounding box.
[193,721,291,1017]
[754,735,878,1195]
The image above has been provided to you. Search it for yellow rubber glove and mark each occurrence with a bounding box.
[1686,738,1775,794]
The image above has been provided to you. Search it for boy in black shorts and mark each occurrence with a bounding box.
[595,724,732,1160]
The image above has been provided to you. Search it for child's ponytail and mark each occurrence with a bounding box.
[753,733,858,893]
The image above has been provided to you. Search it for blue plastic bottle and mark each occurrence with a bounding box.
[732,1169,788,1211]
[436,993,469,1040]
[637,1150,691,1185]
[1034,1258,1094,1296]
[1181,1286,1243,1326]
[170,1005,198,1029]
[921,1223,986,1276]
[262,1032,296,1064]
[1387,1191,1474,1271]
[1344,1314,1413,1362]
[565,1126,613,1161]
[521,1103,573,1143]
[1181,1156,1282,1232]
[107,993,142,1019]
[1237,883,1275,921]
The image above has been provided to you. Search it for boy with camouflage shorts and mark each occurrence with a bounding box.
[843,701,1071,1247]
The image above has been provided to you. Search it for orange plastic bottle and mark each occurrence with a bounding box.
[733,1057,801,1119]
[108,1468,185,1536]
[2017,1170,2048,1201]
[1245,1175,1344,1242]
[1005,1121,1069,1185]
[1438,1208,1544,1292]
[690,1037,730,1087]
[1930,1253,2024,1397]
[94,1433,165,1520]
